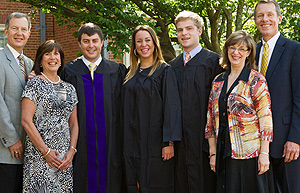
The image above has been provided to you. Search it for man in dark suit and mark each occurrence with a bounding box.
[169,11,223,193]
[0,12,33,193]
[60,23,126,193]
[254,1,300,192]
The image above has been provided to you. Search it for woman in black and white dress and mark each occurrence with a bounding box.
[21,40,78,192]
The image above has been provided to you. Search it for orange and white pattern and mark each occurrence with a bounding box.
[205,69,273,159]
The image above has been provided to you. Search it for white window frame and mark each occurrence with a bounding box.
[0,24,7,50]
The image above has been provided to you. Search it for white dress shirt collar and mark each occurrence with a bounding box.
[262,31,280,49]
[6,44,23,64]
[81,55,102,70]
[183,44,202,62]
[258,32,280,72]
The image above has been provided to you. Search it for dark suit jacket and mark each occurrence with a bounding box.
[256,34,300,158]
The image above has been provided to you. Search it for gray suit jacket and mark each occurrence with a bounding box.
[0,46,33,164]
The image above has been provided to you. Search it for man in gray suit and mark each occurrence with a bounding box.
[0,12,33,193]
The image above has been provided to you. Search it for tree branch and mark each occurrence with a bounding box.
[235,0,245,30]
[224,8,233,38]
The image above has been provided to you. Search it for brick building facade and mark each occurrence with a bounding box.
[0,0,123,63]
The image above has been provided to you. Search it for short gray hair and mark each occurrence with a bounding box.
[5,12,31,31]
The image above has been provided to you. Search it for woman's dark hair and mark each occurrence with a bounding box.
[32,40,65,75]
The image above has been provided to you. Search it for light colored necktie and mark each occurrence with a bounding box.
[17,55,27,81]
[88,63,97,80]
[261,42,269,76]
[184,53,191,66]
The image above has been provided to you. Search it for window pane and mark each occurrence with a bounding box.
[0,31,7,49]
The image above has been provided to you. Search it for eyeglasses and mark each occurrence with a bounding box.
[228,46,249,53]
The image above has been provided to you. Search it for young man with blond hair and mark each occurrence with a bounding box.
[170,11,223,193]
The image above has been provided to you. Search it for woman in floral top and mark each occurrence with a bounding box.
[205,30,273,193]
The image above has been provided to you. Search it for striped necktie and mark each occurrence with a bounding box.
[88,63,97,80]
[260,42,269,76]
[17,55,27,81]
[184,52,191,66]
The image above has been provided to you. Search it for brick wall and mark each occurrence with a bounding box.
[0,0,122,64]
[51,18,80,63]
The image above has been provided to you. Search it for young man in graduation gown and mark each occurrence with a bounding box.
[60,23,127,193]
[169,11,223,193]
[254,1,300,192]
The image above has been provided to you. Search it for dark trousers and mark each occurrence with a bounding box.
[268,157,289,193]
[0,163,23,193]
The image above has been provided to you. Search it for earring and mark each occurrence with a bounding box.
[134,49,138,57]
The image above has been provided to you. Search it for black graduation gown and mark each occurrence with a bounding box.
[169,49,223,193]
[122,63,182,193]
[60,58,127,193]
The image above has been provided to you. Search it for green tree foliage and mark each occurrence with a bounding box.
[14,0,300,62]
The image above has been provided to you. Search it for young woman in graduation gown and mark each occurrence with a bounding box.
[122,25,182,193]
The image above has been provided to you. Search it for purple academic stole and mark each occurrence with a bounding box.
[82,73,107,193]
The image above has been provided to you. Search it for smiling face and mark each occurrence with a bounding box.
[41,49,61,74]
[5,17,31,53]
[228,43,250,69]
[78,33,103,63]
[176,19,202,53]
[135,30,155,63]
[255,2,282,42]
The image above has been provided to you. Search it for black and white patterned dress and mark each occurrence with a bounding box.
[22,76,78,193]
